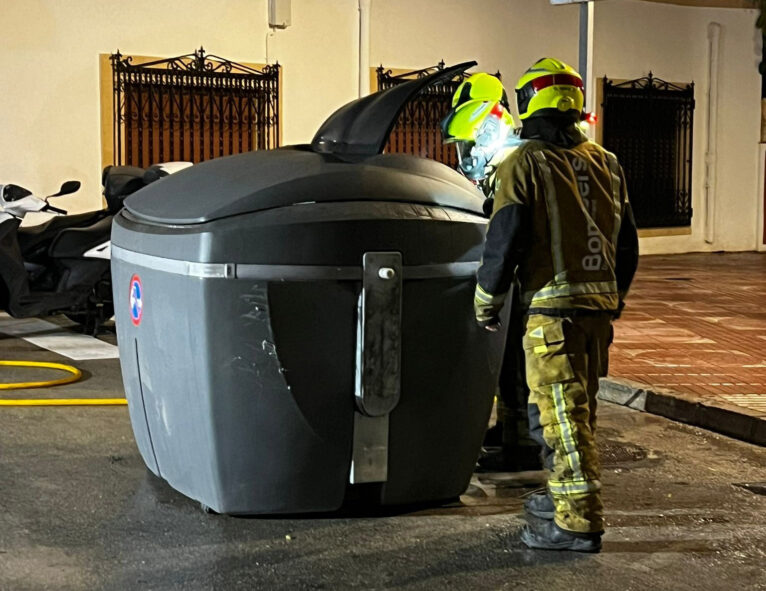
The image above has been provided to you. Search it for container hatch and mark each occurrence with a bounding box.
[311,61,476,161]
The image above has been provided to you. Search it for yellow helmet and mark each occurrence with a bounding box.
[441,73,516,181]
[441,73,513,144]
[451,72,509,111]
[515,57,584,121]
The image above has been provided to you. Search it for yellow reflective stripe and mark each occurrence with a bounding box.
[523,280,618,304]
[475,284,506,305]
[474,287,493,304]
[548,382,602,497]
[533,151,565,276]
[552,382,584,484]
[533,344,548,355]
[605,151,623,245]
[548,479,601,495]
[474,285,494,303]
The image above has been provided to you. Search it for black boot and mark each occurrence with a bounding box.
[524,491,554,520]
[520,520,602,553]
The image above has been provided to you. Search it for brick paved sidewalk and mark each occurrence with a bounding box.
[608,252,766,433]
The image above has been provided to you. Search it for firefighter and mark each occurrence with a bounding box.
[472,58,639,552]
[441,73,541,472]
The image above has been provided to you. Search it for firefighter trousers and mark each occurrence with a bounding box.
[523,313,613,533]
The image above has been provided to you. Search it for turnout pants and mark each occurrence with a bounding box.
[523,313,612,533]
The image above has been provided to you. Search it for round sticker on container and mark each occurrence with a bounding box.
[129,275,143,326]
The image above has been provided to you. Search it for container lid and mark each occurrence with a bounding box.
[311,61,475,161]
[123,149,485,224]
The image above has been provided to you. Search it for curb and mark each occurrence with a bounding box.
[598,377,766,447]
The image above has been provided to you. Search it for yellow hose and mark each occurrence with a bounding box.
[0,360,82,389]
[0,360,127,406]
[0,398,127,406]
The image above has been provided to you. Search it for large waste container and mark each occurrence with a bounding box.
[112,62,510,515]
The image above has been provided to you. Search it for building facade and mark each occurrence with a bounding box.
[0,0,761,253]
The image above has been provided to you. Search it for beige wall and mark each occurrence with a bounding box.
[0,0,359,214]
[594,0,762,254]
[370,0,580,122]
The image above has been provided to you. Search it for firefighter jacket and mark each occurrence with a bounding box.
[474,133,639,324]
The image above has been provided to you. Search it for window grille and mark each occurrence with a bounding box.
[376,62,497,168]
[111,48,280,167]
[601,74,694,228]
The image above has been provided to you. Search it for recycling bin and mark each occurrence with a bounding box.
[111,62,510,514]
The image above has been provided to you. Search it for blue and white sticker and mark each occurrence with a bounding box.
[129,275,143,326]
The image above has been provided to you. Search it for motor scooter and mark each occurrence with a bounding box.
[0,162,191,333]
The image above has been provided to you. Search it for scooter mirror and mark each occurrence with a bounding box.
[51,180,81,197]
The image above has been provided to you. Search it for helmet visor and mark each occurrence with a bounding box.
[455,141,490,181]
[455,141,474,166]
[440,109,458,143]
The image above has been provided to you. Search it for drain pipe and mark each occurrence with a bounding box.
[579,1,595,114]
[358,0,372,97]
[704,22,721,245]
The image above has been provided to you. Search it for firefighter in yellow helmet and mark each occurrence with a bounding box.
[472,58,639,552]
[443,74,540,472]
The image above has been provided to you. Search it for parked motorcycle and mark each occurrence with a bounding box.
[0,162,191,333]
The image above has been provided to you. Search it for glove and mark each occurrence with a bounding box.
[478,317,501,332]
[474,285,506,330]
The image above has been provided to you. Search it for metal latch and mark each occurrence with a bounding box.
[350,252,403,484]
[355,252,402,417]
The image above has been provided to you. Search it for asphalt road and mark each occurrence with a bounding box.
[1,323,765,590]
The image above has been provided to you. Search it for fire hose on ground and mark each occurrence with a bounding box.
[0,360,127,406]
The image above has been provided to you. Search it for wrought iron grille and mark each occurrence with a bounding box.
[377,62,492,168]
[602,74,694,228]
[111,48,280,167]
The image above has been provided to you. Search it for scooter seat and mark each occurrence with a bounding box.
[17,211,106,256]
[49,216,113,259]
